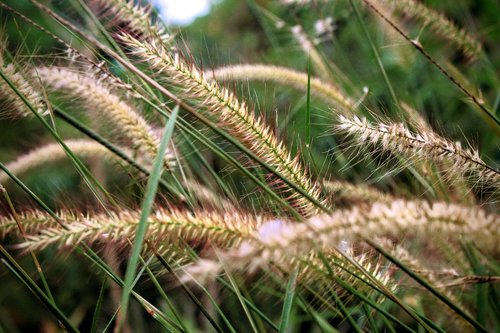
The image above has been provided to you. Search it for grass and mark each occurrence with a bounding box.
[0,0,498,331]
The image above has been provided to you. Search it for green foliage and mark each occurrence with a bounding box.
[0,0,498,332]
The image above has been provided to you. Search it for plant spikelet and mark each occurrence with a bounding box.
[323,180,394,205]
[293,247,395,303]
[189,200,498,279]
[121,34,325,217]
[0,139,128,185]
[206,64,354,111]
[35,67,175,169]
[337,115,500,189]
[1,208,262,252]
[0,63,48,118]
[387,243,474,332]
[94,0,170,43]
[375,0,482,59]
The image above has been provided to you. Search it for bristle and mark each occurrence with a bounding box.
[93,0,171,44]
[323,180,394,205]
[387,243,474,332]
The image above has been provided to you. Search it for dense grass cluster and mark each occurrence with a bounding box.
[0,0,498,332]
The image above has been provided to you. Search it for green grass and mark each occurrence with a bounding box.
[0,0,498,331]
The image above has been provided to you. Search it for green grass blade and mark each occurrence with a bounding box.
[119,105,179,326]
[101,309,119,333]
[143,266,191,333]
[29,0,331,215]
[0,64,115,211]
[1,186,56,303]
[90,276,107,333]
[0,162,60,221]
[279,270,298,333]
[348,0,399,111]
[80,246,181,331]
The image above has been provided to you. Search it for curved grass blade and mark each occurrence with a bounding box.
[1,161,177,331]
[223,269,259,333]
[306,57,312,146]
[362,0,500,134]
[216,278,279,332]
[80,246,182,332]
[1,185,55,303]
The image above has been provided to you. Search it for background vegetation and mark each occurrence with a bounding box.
[0,0,498,332]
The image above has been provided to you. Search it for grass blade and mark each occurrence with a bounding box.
[119,105,179,326]
[306,57,312,147]
[90,276,107,333]
[279,270,298,333]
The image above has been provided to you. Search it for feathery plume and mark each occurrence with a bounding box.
[337,115,500,189]
[206,64,354,111]
[186,200,498,278]
[0,63,48,118]
[93,0,170,43]
[387,243,474,332]
[375,0,482,59]
[292,246,394,302]
[0,139,129,185]
[35,67,175,170]
[121,34,325,217]
[2,208,262,252]
[182,179,236,212]
[323,180,394,205]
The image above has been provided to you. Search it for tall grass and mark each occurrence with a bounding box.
[0,0,498,331]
